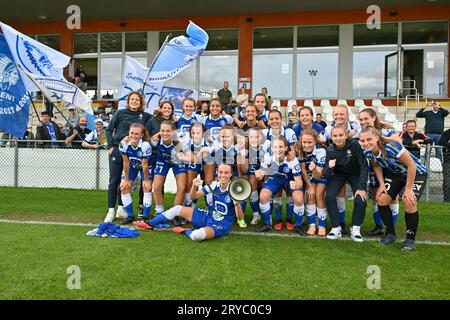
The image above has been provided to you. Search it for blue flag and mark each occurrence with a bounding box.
[143,21,208,114]
[0,34,30,138]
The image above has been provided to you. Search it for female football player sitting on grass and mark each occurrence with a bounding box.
[139,163,244,241]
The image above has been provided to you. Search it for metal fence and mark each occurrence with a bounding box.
[0,139,448,202]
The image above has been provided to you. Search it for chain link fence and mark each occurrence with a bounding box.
[0,139,449,202]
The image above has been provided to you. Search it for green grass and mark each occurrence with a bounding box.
[0,187,449,299]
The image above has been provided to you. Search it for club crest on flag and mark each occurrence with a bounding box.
[0,53,20,90]
[20,39,55,76]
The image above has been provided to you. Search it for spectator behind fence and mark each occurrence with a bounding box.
[17,129,35,148]
[63,107,80,135]
[36,111,66,148]
[65,116,91,149]
[416,101,449,161]
[439,128,450,202]
[217,81,233,115]
[400,120,432,160]
[82,118,107,149]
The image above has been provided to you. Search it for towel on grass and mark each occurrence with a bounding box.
[86,222,139,238]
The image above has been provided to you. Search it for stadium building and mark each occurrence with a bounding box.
[2,0,449,118]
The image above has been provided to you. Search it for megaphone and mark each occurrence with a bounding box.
[229,177,252,202]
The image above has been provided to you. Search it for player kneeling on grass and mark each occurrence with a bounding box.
[119,123,152,225]
[143,163,244,241]
[359,126,428,251]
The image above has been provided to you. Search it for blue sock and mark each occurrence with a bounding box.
[393,213,398,225]
[185,229,193,238]
[124,204,134,218]
[143,205,151,218]
[260,203,272,225]
[240,201,247,215]
[373,211,383,227]
[149,213,170,226]
[286,203,294,223]
[274,203,282,222]
[250,200,259,214]
[308,214,316,225]
[339,211,346,224]
[294,211,304,227]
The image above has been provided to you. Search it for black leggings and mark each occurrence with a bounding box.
[108,147,123,208]
[325,174,367,228]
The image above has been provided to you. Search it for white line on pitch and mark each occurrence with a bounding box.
[0,219,449,246]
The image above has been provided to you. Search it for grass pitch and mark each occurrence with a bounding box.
[0,187,449,300]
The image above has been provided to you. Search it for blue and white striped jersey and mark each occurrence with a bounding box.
[364,141,427,176]
[300,145,327,180]
[202,114,233,142]
[261,126,298,151]
[260,154,302,180]
[119,139,152,170]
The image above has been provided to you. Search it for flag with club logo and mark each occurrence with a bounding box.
[20,68,93,114]
[141,21,208,114]
[118,55,149,110]
[0,34,31,138]
[0,22,70,93]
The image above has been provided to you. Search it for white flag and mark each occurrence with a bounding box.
[142,21,209,114]
[21,68,93,114]
[118,56,149,110]
[0,22,70,92]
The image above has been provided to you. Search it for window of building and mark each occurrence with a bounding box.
[125,32,147,53]
[100,57,122,99]
[253,54,293,98]
[297,52,338,98]
[32,35,60,51]
[354,23,398,46]
[100,33,122,53]
[402,21,448,44]
[200,55,238,96]
[425,51,446,96]
[74,33,98,54]
[298,25,339,48]
[253,27,294,49]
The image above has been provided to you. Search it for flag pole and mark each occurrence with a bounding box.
[141,34,172,92]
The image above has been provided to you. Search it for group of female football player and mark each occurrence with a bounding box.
[105,91,426,250]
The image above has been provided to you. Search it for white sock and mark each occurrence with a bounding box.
[189,228,206,241]
[108,208,115,214]
[185,193,192,205]
[122,193,132,207]
[337,197,345,212]
[143,192,152,208]
[155,205,165,214]
[162,205,182,220]
[390,203,399,216]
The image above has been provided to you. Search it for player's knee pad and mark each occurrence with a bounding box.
[189,228,206,241]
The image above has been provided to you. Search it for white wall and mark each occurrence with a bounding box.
[0,148,177,192]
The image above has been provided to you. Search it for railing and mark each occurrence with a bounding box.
[0,139,448,202]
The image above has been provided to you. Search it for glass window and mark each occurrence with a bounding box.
[125,32,147,52]
[100,33,122,53]
[200,55,238,96]
[74,33,98,54]
[425,51,445,95]
[402,21,448,44]
[354,23,398,46]
[353,51,395,97]
[253,54,293,98]
[165,60,196,90]
[297,52,338,98]
[35,35,60,51]
[298,26,339,48]
[100,57,122,99]
[253,27,294,49]
[159,30,185,47]
[205,29,238,51]
[74,58,98,88]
